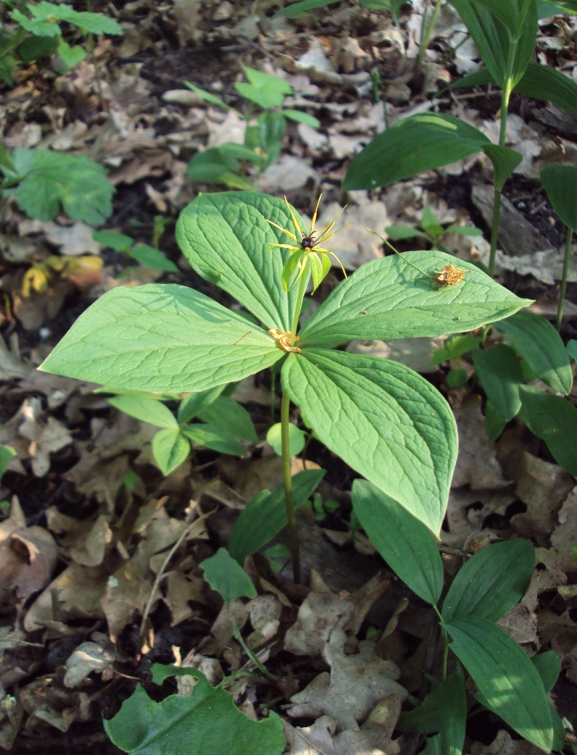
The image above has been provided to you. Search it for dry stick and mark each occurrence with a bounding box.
[139,503,206,638]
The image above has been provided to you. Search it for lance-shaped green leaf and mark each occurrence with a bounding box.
[299,252,531,349]
[482,145,523,191]
[197,396,258,442]
[352,480,444,605]
[449,0,537,88]
[108,394,178,429]
[39,284,282,392]
[444,617,554,752]
[282,350,457,534]
[398,672,466,755]
[273,0,341,18]
[183,424,247,457]
[472,344,524,421]
[469,0,536,40]
[442,539,535,623]
[105,664,284,755]
[493,311,572,395]
[342,113,490,191]
[541,164,577,233]
[152,429,190,475]
[229,469,325,563]
[176,192,301,331]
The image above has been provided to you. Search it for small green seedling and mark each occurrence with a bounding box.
[185,66,320,190]
[105,385,257,475]
[92,230,178,273]
[312,492,339,521]
[386,205,482,253]
[0,0,123,84]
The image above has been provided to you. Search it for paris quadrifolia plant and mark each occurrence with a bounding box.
[39,191,530,583]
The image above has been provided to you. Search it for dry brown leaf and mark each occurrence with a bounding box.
[452,399,509,490]
[16,397,73,477]
[63,640,115,687]
[284,588,354,657]
[471,729,545,754]
[287,641,407,731]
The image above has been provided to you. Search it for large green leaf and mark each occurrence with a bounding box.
[299,252,532,349]
[201,547,257,607]
[541,164,577,234]
[342,113,490,191]
[352,481,444,605]
[282,349,457,534]
[39,284,282,392]
[197,396,258,442]
[229,469,325,563]
[519,386,577,476]
[442,539,535,623]
[472,343,524,421]
[105,664,284,754]
[176,192,301,331]
[445,617,554,752]
[108,395,177,429]
[493,312,573,395]
[449,0,537,88]
[482,145,523,191]
[12,148,113,224]
[516,61,577,116]
[183,424,247,457]
[19,1,123,34]
[398,672,466,755]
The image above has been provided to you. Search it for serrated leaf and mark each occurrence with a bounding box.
[398,672,466,755]
[442,539,535,623]
[152,428,190,475]
[472,343,524,421]
[519,385,577,476]
[266,421,305,456]
[39,284,282,392]
[13,148,113,224]
[444,617,554,752]
[9,8,61,36]
[201,547,257,607]
[282,349,457,534]
[541,164,577,233]
[176,192,302,331]
[493,311,573,395]
[299,252,531,349]
[109,394,177,429]
[281,109,320,128]
[229,470,325,563]
[130,244,178,273]
[343,113,490,191]
[0,446,16,481]
[352,480,444,605]
[183,424,247,456]
[104,664,284,755]
[197,396,258,442]
[482,144,523,191]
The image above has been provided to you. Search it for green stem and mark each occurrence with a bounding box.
[290,268,309,344]
[270,370,276,421]
[231,624,278,681]
[557,226,573,331]
[417,0,443,68]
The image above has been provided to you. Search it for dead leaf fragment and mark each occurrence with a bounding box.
[64,641,115,687]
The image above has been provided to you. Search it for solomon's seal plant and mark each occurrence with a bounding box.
[39,191,530,582]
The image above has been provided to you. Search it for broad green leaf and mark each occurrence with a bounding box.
[17,34,58,63]
[515,61,577,116]
[343,113,490,190]
[432,334,483,364]
[184,82,231,110]
[470,0,536,39]
[109,394,177,429]
[0,145,16,177]
[235,66,292,109]
[299,252,532,349]
[533,651,561,693]
[568,339,577,361]
[446,367,468,387]
[201,547,257,607]
[482,145,523,191]
[185,148,254,190]
[485,400,507,444]
[130,244,178,273]
[55,42,85,71]
[176,192,302,331]
[539,0,577,12]
[105,664,284,755]
[92,230,133,251]
[197,396,258,442]
[385,225,424,240]
[541,164,577,234]
[266,421,305,456]
[273,0,341,18]
[352,480,443,605]
[398,672,466,755]
[282,349,457,534]
[472,343,524,421]
[9,9,61,36]
[421,206,444,238]
[281,109,321,128]
[444,224,484,237]
[178,387,225,425]
[449,0,537,88]
[12,148,113,224]
[493,312,573,395]
[39,284,282,392]
[26,1,123,34]
[519,386,577,476]
[445,617,554,752]
[229,470,325,563]
[442,539,535,623]
[152,428,190,475]
[183,424,247,456]
[0,446,16,480]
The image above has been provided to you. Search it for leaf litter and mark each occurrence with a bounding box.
[0,0,577,752]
